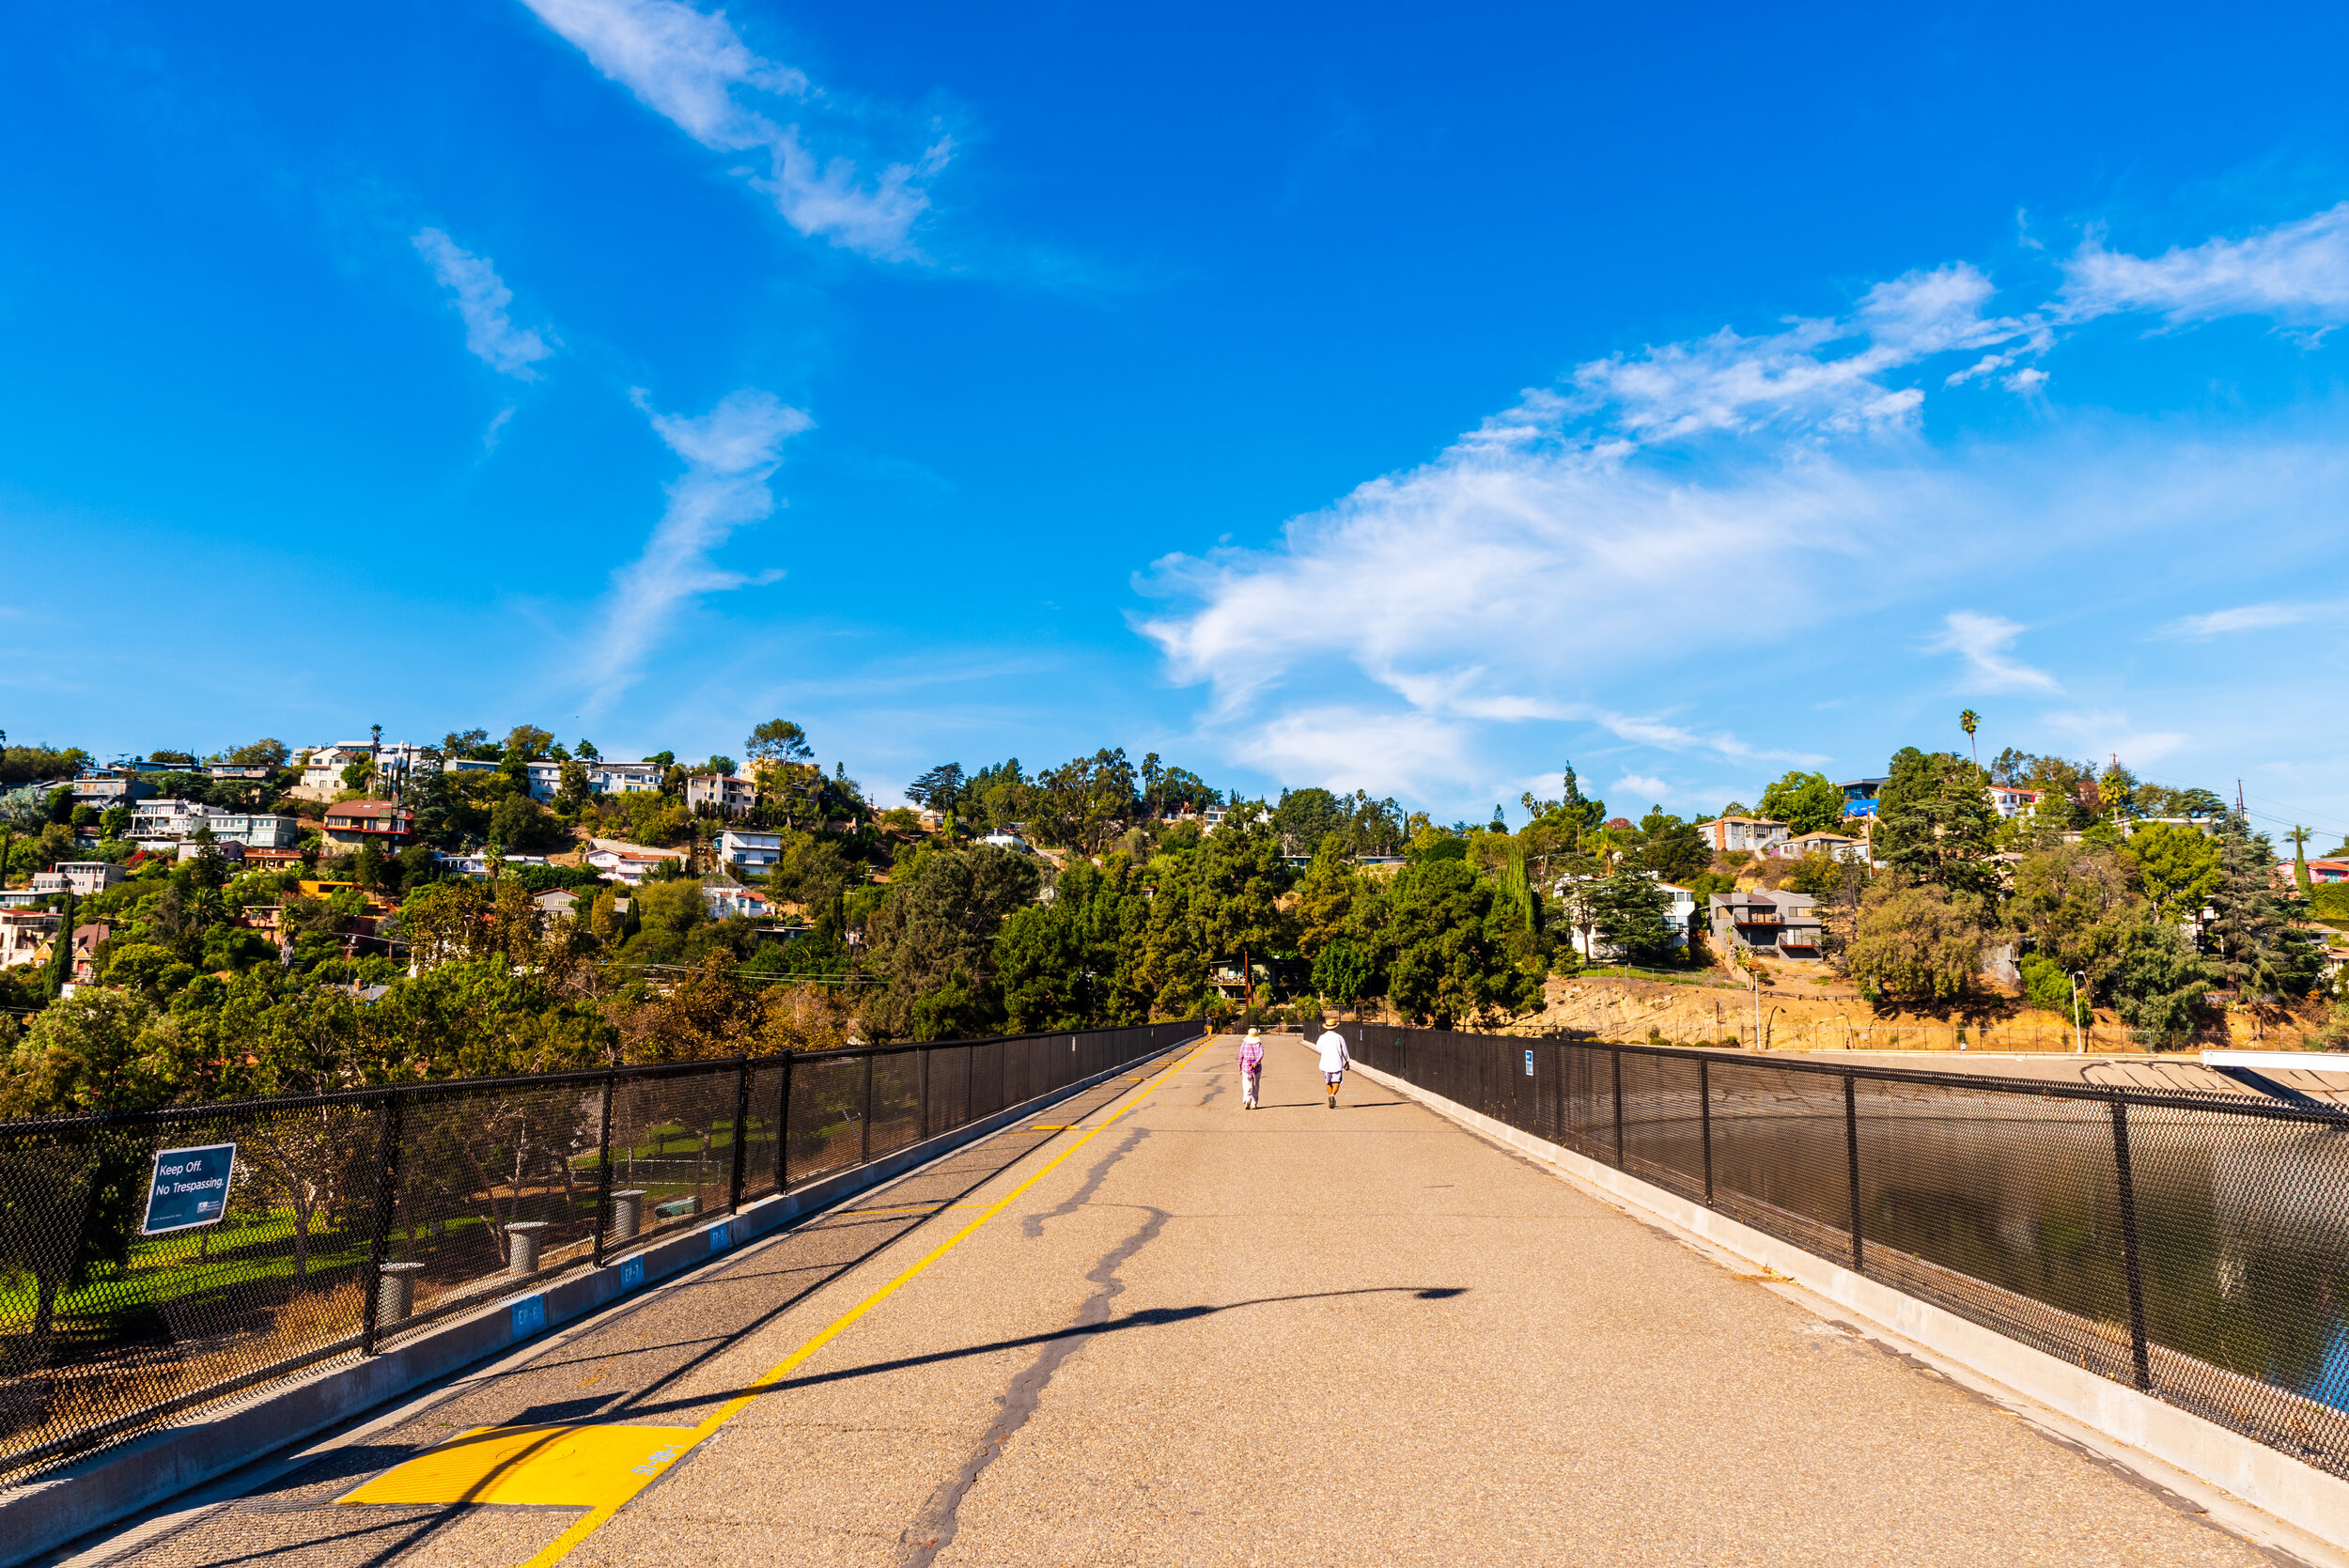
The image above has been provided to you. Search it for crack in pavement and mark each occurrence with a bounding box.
[904,1128,1163,1564]
[1022,1126,1148,1239]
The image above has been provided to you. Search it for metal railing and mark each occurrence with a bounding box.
[1343,1023,2349,1480]
[0,1018,1199,1485]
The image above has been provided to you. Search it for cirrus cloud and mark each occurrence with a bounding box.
[412,228,555,379]
[586,386,812,707]
[521,0,951,259]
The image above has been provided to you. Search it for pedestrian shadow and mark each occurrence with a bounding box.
[601,1285,1473,1421]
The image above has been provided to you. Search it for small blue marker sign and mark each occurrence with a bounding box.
[511,1295,546,1337]
[1524,1049,1534,1077]
[708,1220,732,1254]
[143,1143,236,1234]
[620,1257,645,1290]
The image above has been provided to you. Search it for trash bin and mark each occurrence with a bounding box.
[611,1189,646,1245]
[506,1220,550,1278]
[377,1261,425,1327]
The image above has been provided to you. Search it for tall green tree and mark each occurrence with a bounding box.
[1192,802,1289,1011]
[1028,750,1140,854]
[1634,807,1709,882]
[1381,858,1538,1028]
[863,846,1040,1038]
[905,763,965,810]
[2203,816,2295,997]
[1590,867,1675,960]
[2106,918,2213,1037]
[2006,842,2138,997]
[1846,879,1987,1002]
[1136,838,1214,1018]
[1269,788,1349,857]
[1875,749,1999,899]
[1756,770,1844,837]
[744,719,813,769]
[2123,822,2222,918]
[1292,838,1372,961]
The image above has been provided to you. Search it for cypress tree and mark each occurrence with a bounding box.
[49,887,76,996]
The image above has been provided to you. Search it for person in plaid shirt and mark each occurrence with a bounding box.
[1237,1028,1265,1110]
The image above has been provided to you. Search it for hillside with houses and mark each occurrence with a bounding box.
[0,722,2341,1120]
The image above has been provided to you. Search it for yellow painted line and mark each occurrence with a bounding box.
[1025,1124,1071,1131]
[496,1035,1212,1568]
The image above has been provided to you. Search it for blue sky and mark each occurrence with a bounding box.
[5,2,2349,844]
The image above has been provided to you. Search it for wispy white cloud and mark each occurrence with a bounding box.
[1561,264,2051,443]
[587,387,811,706]
[2061,203,2349,327]
[520,0,949,259]
[2157,598,2344,638]
[412,228,555,379]
[1140,442,1890,753]
[1923,611,2061,693]
[1584,711,1826,766]
[1610,774,1674,808]
[2043,710,2190,767]
[1139,204,2349,814]
[1242,706,1481,800]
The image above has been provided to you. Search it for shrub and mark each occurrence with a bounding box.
[2018,952,2088,1025]
[1845,882,1984,1002]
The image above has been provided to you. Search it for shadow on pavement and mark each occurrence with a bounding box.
[599,1283,1472,1421]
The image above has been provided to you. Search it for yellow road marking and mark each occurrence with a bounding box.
[1025,1124,1070,1131]
[339,1423,698,1507]
[455,1035,1214,1567]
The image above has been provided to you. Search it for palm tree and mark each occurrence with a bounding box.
[1958,709,1980,773]
[2289,824,2313,896]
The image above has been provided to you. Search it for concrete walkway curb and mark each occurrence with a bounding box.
[1342,1050,2349,1549]
[0,1040,1194,1568]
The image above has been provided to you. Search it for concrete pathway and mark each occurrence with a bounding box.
[73,1034,2295,1566]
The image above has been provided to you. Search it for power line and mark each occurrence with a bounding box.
[2130,768,2349,846]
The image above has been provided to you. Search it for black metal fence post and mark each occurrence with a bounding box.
[359,1091,401,1356]
[592,1074,615,1266]
[860,1050,875,1164]
[774,1052,794,1193]
[1843,1074,1863,1273]
[727,1058,751,1213]
[2109,1098,2153,1390]
[1699,1057,1714,1208]
[1610,1048,1625,1167]
[919,1047,931,1141]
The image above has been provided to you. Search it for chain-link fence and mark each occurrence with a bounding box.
[1343,1023,2349,1481]
[0,1018,1199,1486]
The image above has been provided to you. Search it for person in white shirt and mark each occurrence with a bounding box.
[1315,1026,1351,1110]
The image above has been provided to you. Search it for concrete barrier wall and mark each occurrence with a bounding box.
[1343,1050,2349,1550]
[0,1038,1195,1567]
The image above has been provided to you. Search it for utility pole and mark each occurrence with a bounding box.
[2069,970,2087,1054]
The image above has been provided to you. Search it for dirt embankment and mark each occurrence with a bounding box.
[1456,970,2337,1056]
